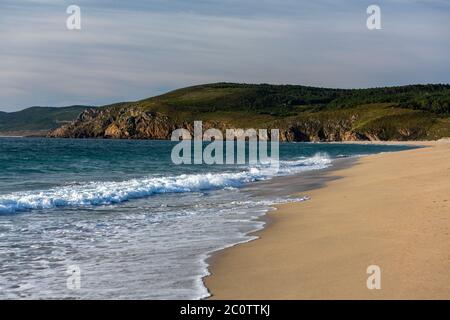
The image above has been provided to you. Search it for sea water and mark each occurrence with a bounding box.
[0,138,415,299]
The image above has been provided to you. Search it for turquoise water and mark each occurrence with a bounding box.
[0,138,415,299]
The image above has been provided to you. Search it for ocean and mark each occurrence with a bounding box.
[0,138,416,299]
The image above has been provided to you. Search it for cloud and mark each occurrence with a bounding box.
[0,0,449,111]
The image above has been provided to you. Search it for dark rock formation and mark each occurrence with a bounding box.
[48,107,379,142]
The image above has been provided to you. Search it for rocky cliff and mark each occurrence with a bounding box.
[47,83,450,141]
[47,107,390,142]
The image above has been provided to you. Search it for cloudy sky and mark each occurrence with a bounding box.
[1,0,449,111]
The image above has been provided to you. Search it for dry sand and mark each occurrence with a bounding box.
[204,140,450,299]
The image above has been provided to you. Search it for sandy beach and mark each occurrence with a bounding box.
[204,140,450,299]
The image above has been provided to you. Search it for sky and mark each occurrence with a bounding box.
[1,0,450,112]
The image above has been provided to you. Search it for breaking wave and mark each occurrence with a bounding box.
[0,153,331,214]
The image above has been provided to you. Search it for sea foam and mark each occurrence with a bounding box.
[0,153,331,214]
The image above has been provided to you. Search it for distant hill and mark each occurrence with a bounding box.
[49,83,450,141]
[0,105,93,136]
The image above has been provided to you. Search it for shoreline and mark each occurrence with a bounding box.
[203,140,450,299]
[201,155,358,299]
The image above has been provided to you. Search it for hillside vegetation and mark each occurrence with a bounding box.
[0,105,92,135]
[43,82,450,141]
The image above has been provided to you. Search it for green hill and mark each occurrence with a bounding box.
[49,83,450,141]
[0,105,93,136]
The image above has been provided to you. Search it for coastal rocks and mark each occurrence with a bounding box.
[104,123,121,138]
[342,131,370,141]
[48,109,369,142]
[48,108,177,140]
[48,106,399,142]
[277,116,362,142]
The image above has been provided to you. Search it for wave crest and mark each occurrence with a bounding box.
[0,153,331,214]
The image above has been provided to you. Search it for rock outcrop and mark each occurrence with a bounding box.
[48,107,380,142]
[49,99,434,142]
[48,107,176,140]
